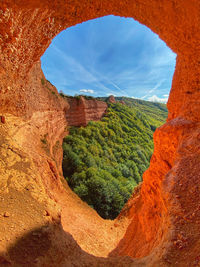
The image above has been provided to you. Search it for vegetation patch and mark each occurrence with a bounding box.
[41,78,45,86]
[53,140,60,158]
[41,134,50,155]
[63,98,167,219]
[59,93,95,101]
[41,78,58,98]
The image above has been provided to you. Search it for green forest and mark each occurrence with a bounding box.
[62,97,168,219]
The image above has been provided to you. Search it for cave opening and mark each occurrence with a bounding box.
[41,15,176,220]
[4,2,199,265]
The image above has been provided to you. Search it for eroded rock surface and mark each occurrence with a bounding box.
[108,95,116,104]
[0,1,200,266]
[66,96,107,127]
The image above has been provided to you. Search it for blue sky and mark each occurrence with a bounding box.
[41,15,176,103]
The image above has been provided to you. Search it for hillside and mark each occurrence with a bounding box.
[98,96,167,128]
[63,98,168,219]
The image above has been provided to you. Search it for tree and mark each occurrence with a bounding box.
[62,98,167,219]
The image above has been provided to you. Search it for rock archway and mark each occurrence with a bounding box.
[0,1,200,266]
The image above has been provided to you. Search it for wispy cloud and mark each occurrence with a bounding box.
[52,45,97,83]
[140,95,148,99]
[80,89,95,94]
[51,45,113,94]
[95,72,129,96]
[150,79,165,92]
[41,15,176,99]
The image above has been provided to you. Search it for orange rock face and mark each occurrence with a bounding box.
[66,96,107,127]
[108,95,116,103]
[0,1,200,266]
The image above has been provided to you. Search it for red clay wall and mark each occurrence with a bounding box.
[66,96,107,127]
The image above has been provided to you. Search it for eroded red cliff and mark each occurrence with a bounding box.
[65,96,107,127]
[0,1,200,266]
[108,95,116,104]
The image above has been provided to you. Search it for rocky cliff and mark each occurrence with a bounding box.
[66,96,107,127]
[0,1,200,267]
[108,95,116,103]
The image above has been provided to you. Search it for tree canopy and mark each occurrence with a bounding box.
[63,98,167,219]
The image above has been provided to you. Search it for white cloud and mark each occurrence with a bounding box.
[163,94,169,97]
[80,89,94,94]
[131,96,141,100]
[106,93,117,96]
[147,95,168,103]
